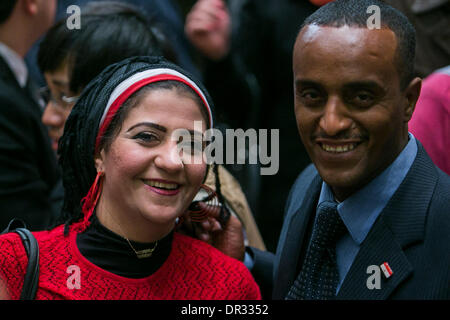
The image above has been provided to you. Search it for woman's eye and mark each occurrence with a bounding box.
[133,132,157,143]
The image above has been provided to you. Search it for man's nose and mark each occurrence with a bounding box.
[318,96,352,137]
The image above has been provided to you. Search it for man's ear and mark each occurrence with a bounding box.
[403,77,422,123]
[94,149,105,173]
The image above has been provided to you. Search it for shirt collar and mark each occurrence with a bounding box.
[0,42,28,88]
[318,133,418,244]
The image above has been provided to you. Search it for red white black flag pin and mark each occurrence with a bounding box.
[380,262,393,278]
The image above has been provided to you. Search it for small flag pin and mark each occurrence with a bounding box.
[380,262,393,278]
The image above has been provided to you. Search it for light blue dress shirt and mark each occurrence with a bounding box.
[317,133,418,293]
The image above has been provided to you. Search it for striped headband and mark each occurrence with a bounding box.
[95,68,214,152]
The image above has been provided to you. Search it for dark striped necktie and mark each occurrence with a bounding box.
[286,200,346,300]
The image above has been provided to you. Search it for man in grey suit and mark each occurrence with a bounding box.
[200,0,450,300]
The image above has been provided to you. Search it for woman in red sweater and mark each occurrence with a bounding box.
[0,56,261,300]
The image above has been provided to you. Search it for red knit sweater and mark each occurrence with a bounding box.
[0,224,261,300]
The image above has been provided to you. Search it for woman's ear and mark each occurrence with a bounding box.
[94,149,105,173]
[403,77,422,123]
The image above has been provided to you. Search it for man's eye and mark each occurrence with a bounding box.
[297,89,324,106]
[351,92,375,106]
[357,93,371,101]
[302,90,319,99]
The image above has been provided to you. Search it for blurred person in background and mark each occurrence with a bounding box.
[384,0,450,78]
[409,66,450,175]
[0,0,60,231]
[26,0,201,87]
[38,1,171,153]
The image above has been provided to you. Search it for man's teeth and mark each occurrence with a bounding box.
[145,181,178,190]
[321,143,357,153]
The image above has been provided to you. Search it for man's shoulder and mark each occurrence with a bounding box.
[288,163,319,196]
[428,167,450,221]
[285,164,320,212]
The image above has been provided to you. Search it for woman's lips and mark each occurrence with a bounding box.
[142,179,181,196]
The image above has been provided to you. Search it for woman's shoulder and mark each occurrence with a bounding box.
[171,232,261,299]
[0,231,27,263]
[0,224,68,271]
[32,224,67,247]
[0,226,66,300]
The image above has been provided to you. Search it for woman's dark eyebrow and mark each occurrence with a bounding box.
[127,122,167,133]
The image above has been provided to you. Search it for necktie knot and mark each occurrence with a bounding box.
[312,201,346,247]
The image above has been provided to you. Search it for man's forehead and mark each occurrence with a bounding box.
[295,24,397,51]
[293,25,398,70]
[292,24,400,87]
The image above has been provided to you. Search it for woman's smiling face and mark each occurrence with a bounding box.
[95,87,207,237]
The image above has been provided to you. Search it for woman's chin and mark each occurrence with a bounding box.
[140,206,183,226]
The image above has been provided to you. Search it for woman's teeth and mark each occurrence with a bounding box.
[145,180,179,190]
[321,143,357,153]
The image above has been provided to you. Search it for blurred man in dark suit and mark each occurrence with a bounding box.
[0,0,61,230]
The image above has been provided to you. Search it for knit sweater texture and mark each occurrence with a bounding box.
[0,223,261,300]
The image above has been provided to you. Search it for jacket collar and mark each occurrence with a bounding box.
[0,42,27,87]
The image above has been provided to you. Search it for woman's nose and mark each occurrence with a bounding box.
[154,142,184,172]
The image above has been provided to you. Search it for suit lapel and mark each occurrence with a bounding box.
[337,141,437,299]
[336,216,413,299]
[272,171,322,299]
